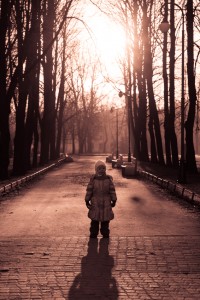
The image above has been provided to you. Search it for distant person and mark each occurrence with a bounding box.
[85,160,117,238]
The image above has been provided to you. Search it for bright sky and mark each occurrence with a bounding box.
[79,2,127,106]
[87,13,126,72]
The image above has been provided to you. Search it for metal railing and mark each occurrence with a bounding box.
[139,170,200,204]
[0,158,66,197]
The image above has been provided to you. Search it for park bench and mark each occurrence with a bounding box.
[106,154,114,163]
[121,158,137,177]
[111,155,137,177]
[111,154,124,168]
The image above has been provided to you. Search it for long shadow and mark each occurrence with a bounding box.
[68,238,118,299]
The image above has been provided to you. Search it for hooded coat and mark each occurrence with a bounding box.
[85,173,117,222]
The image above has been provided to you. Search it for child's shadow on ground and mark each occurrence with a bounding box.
[68,238,118,299]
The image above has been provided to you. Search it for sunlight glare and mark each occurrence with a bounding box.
[92,18,126,65]
[85,9,126,77]
[79,4,127,106]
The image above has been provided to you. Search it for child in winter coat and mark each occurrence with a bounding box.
[85,160,117,238]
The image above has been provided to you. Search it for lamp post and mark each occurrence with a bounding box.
[119,90,131,162]
[111,106,119,159]
[116,109,119,159]
[159,3,186,183]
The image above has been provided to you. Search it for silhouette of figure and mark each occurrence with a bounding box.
[68,238,118,299]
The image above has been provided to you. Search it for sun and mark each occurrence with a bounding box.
[83,6,126,76]
[78,3,127,106]
[91,17,126,64]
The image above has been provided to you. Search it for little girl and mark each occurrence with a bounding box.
[85,160,117,238]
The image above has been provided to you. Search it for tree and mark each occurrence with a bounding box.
[185,0,198,173]
[24,0,41,169]
[143,0,165,164]
[133,1,149,162]
[40,0,56,165]
[55,29,66,158]
[0,0,12,179]
[13,0,33,175]
[162,0,172,166]
[168,0,179,168]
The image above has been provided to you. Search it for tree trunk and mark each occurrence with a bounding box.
[185,0,198,173]
[162,0,171,166]
[13,1,28,175]
[24,0,40,170]
[143,1,164,164]
[0,1,11,179]
[71,126,76,154]
[62,128,66,155]
[148,117,157,163]
[56,71,65,157]
[169,0,179,167]
[56,24,67,158]
[40,0,56,165]
[32,115,39,168]
[147,77,165,164]
[133,1,149,162]
[13,84,27,175]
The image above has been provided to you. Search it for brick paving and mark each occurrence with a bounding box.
[1,236,200,299]
[1,155,200,300]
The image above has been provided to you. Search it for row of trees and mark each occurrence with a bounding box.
[105,0,199,173]
[0,0,103,179]
[0,0,199,180]
[0,0,73,178]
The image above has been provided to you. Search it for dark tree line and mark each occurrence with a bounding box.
[110,0,199,173]
[0,0,76,179]
[0,0,199,180]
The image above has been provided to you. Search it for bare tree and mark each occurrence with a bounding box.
[40,0,56,165]
[185,0,198,173]
[13,0,36,175]
[0,0,12,179]
[24,0,41,169]
[162,0,172,166]
[143,0,165,164]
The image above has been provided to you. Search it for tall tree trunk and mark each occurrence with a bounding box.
[169,0,179,167]
[71,126,76,154]
[56,67,65,157]
[133,0,149,162]
[162,0,171,166]
[13,83,27,175]
[25,0,40,170]
[0,0,10,179]
[148,116,157,163]
[0,0,11,179]
[56,23,67,158]
[185,0,198,173]
[32,115,39,168]
[62,127,66,155]
[144,0,164,164]
[13,1,28,175]
[135,63,149,161]
[40,0,56,165]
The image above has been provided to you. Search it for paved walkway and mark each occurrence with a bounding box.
[1,236,200,299]
[0,156,200,299]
